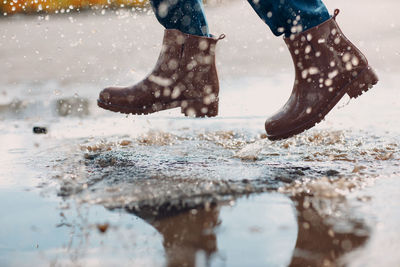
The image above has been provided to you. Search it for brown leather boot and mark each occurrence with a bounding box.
[98,29,225,117]
[265,9,378,140]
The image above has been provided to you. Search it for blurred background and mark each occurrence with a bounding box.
[0,0,148,15]
[0,0,398,119]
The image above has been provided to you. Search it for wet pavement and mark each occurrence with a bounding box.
[1,0,400,266]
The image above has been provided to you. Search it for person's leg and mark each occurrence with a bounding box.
[150,0,210,37]
[247,0,330,37]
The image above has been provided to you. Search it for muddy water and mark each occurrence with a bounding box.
[2,1,400,266]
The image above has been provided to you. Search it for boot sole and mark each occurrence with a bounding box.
[266,66,379,141]
[97,97,219,118]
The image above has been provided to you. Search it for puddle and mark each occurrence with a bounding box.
[35,122,397,266]
[1,94,399,266]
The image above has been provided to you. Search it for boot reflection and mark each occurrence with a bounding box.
[289,194,369,266]
[125,192,369,267]
[127,204,220,267]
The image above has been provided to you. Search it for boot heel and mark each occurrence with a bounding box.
[181,98,219,118]
[347,66,379,99]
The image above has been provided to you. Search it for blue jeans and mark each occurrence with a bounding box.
[150,0,330,37]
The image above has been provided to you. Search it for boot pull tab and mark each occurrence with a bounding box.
[333,9,340,20]
[217,34,226,41]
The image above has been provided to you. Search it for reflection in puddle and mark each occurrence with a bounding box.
[0,188,369,267]
[132,204,220,267]
[123,192,368,266]
[290,194,368,266]
[127,193,298,266]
